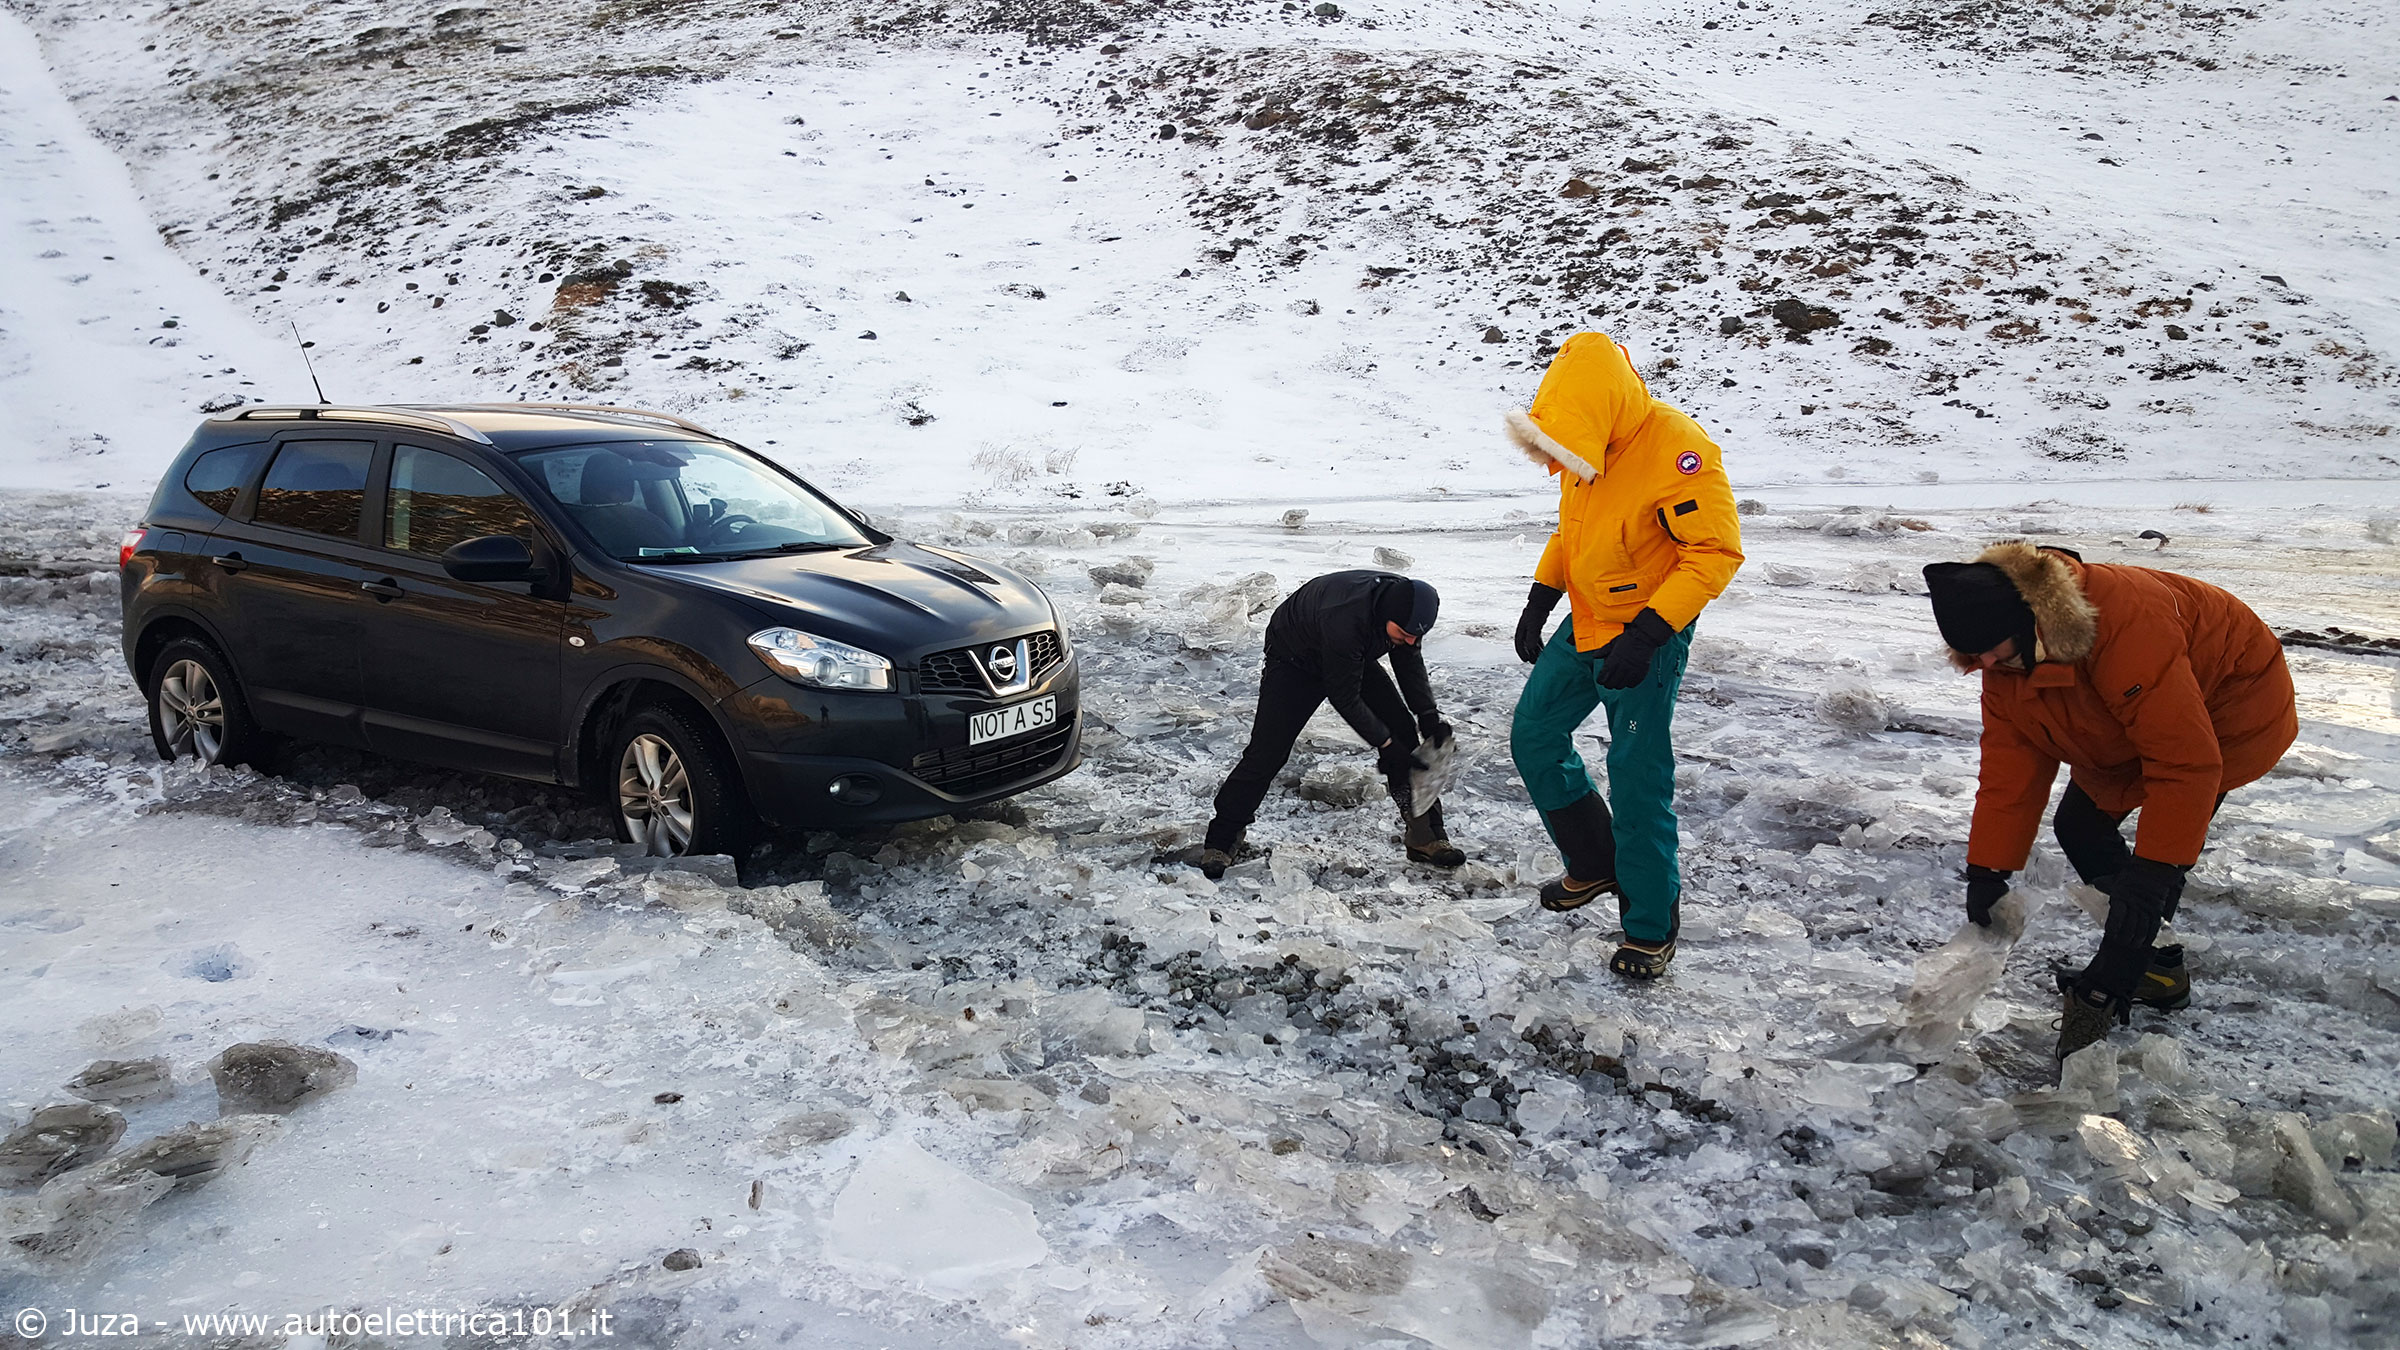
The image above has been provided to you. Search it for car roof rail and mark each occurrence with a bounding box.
[418,402,720,439]
[223,405,496,446]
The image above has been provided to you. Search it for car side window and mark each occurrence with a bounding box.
[252,439,374,539]
[386,444,535,558]
[184,444,264,515]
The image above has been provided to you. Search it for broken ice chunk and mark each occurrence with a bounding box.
[1296,763,1377,810]
[206,1040,358,1114]
[2058,1041,2120,1115]
[2266,1112,2360,1231]
[104,1114,282,1190]
[1794,1061,1913,1114]
[759,1110,855,1156]
[2312,1110,2397,1171]
[1262,1236,1550,1350]
[10,1165,173,1266]
[0,1104,127,1188]
[75,1005,163,1053]
[64,1057,176,1107]
[1087,556,1153,588]
[827,1136,1047,1287]
[1888,891,2039,1059]
[1813,674,1890,733]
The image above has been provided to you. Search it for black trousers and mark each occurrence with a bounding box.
[1205,656,1416,851]
[2052,781,2226,920]
[2055,781,2226,999]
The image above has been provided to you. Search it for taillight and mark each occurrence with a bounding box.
[118,527,147,569]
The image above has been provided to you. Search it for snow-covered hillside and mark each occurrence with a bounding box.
[3,0,2395,497]
[2,1,2398,1347]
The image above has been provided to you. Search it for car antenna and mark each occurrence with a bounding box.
[289,320,329,404]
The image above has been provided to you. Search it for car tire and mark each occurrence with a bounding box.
[609,703,752,858]
[147,636,265,767]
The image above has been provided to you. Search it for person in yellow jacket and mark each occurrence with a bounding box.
[1507,333,1744,978]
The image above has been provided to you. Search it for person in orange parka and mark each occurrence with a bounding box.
[1507,333,1744,979]
[1923,540,2297,1060]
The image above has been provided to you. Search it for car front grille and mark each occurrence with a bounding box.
[917,629,1066,695]
[911,722,1075,797]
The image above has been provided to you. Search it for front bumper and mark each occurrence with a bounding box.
[720,654,1083,831]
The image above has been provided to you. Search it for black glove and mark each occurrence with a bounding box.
[1375,740,1416,780]
[1515,583,1565,663]
[1597,608,1676,690]
[1963,865,2011,928]
[1416,711,1452,744]
[2081,857,2184,1000]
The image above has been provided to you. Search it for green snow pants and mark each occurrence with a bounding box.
[1510,616,1694,943]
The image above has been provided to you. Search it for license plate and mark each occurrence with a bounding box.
[968,694,1056,747]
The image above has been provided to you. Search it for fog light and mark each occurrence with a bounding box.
[827,774,882,805]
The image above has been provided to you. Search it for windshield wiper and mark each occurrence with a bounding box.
[630,541,854,564]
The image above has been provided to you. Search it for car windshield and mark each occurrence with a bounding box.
[516,439,872,562]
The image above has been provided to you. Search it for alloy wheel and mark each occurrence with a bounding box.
[618,732,695,856]
[157,658,226,763]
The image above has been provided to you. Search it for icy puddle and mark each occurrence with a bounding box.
[4,485,2398,1348]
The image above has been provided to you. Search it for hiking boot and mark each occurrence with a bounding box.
[1539,873,1619,912]
[2056,986,2125,1061]
[1609,921,1679,980]
[2056,946,2190,1011]
[1536,794,1616,910]
[1402,799,1465,868]
[1198,849,1234,881]
[2134,944,2190,1010]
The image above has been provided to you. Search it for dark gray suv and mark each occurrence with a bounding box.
[120,403,1082,854]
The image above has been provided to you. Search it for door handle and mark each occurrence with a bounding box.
[360,578,404,601]
[209,553,248,573]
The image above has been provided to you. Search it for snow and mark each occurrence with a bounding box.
[2,0,2399,1345]
[0,15,306,493]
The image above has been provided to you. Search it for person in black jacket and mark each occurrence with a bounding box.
[1198,570,1465,878]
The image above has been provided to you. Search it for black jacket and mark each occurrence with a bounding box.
[1263,570,1436,747]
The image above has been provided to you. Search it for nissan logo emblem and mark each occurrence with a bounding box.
[987,645,1018,680]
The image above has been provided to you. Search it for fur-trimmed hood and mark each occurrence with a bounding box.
[1950,540,2098,668]
[1504,410,1596,484]
[1505,332,1654,485]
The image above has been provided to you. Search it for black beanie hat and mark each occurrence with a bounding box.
[1923,561,2034,657]
[1379,577,1440,635]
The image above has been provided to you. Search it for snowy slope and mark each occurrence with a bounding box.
[0,0,2394,501]
[0,13,309,491]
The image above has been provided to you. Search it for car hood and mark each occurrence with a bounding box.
[645,541,1055,660]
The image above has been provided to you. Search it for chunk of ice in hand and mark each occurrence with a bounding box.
[1887,888,2042,1060]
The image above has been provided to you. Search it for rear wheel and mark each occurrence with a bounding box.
[609,704,750,858]
[147,637,264,767]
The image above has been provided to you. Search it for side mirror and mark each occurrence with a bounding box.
[441,534,539,583]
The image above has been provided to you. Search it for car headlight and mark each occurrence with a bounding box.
[747,627,893,691]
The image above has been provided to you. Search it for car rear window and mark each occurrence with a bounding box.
[386,445,535,557]
[253,439,373,539]
[183,443,264,515]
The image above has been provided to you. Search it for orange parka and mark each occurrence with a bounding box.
[1513,333,1745,650]
[1964,542,2297,870]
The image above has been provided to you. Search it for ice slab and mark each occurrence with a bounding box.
[827,1135,1048,1288]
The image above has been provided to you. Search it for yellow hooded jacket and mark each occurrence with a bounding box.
[1513,333,1744,651]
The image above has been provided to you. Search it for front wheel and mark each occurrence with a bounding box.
[609,704,751,858]
[147,637,265,767]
